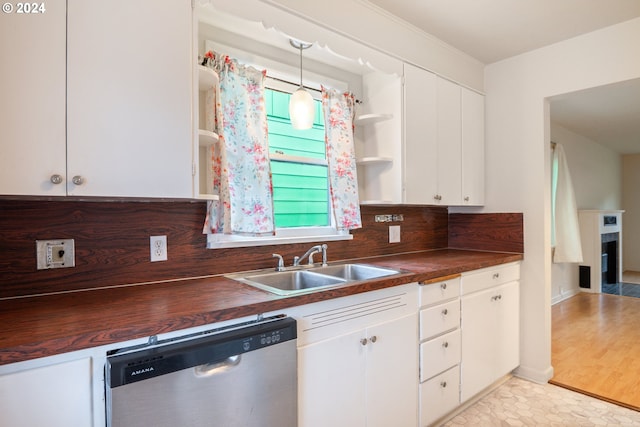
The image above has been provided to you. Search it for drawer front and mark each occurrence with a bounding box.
[420,300,460,340]
[420,366,460,427]
[461,262,520,295]
[419,277,460,307]
[420,329,461,382]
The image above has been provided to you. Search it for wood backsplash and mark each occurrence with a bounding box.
[0,200,451,298]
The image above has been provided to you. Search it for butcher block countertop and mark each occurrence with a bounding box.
[0,249,522,365]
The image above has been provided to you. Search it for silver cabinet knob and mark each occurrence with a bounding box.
[464,196,470,202]
[441,283,447,290]
[440,381,447,388]
[442,341,449,348]
[72,175,84,185]
[442,308,448,315]
[493,273,500,279]
[360,338,368,346]
[50,174,63,185]
[370,335,377,343]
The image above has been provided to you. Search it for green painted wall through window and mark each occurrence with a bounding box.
[265,88,330,228]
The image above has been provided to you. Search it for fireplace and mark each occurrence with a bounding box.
[578,210,624,293]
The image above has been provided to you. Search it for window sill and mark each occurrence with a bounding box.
[206,231,353,249]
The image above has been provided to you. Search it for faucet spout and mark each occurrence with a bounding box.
[293,244,328,267]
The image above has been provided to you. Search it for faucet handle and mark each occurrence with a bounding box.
[272,254,285,271]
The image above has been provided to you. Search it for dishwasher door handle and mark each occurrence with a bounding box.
[194,355,241,377]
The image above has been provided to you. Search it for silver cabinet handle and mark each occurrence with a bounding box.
[493,273,500,279]
[50,174,63,185]
[370,335,377,343]
[442,308,448,315]
[442,341,449,348]
[440,283,447,290]
[434,194,442,201]
[440,381,447,388]
[360,338,368,346]
[72,175,84,185]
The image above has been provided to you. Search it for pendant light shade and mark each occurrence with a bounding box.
[289,39,314,130]
[289,87,315,129]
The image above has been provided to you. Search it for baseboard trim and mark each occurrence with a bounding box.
[514,365,554,384]
[551,288,581,305]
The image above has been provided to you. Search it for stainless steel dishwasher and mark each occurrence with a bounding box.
[105,315,297,427]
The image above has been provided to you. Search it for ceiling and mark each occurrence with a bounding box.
[366,0,640,153]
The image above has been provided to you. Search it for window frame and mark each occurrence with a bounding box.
[205,49,354,249]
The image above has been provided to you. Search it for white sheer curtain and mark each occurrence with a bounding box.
[551,142,583,263]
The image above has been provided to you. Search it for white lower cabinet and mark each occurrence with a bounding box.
[294,284,418,427]
[0,357,93,427]
[420,366,460,427]
[460,263,520,402]
[418,277,461,426]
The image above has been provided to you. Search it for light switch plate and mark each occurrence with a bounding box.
[389,225,401,243]
[36,239,75,270]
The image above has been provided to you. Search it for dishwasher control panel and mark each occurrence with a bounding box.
[107,316,297,387]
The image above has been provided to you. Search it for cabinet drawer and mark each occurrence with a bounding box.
[461,262,520,295]
[419,277,460,307]
[420,365,460,427]
[420,329,460,382]
[420,299,459,340]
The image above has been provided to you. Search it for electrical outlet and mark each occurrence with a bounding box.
[150,235,167,262]
[389,225,401,243]
[36,239,75,270]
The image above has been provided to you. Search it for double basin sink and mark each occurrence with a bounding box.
[227,263,403,295]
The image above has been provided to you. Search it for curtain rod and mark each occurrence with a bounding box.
[265,75,363,104]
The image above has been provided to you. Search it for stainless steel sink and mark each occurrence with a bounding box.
[308,264,400,281]
[227,263,402,295]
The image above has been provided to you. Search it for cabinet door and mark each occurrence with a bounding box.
[436,77,462,205]
[0,357,92,427]
[403,63,438,204]
[298,329,367,427]
[366,313,418,427]
[460,286,497,402]
[494,281,520,375]
[0,2,67,196]
[461,88,484,205]
[460,281,520,402]
[67,0,193,198]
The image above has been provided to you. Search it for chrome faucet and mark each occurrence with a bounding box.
[272,254,285,271]
[293,244,328,267]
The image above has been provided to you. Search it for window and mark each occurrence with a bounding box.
[265,88,330,228]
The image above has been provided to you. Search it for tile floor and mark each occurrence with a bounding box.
[441,377,640,426]
[602,282,640,298]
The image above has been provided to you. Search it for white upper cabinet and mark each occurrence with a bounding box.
[402,63,485,206]
[436,77,463,205]
[461,87,485,205]
[0,1,67,196]
[67,0,193,198]
[1,1,193,198]
[403,63,438,205]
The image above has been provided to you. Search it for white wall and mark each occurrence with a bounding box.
[485,18,640,383]
[549,122,621,303]
[212,0,485,91]
[623,155,640,271]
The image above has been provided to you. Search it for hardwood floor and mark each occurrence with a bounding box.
[551,292,640,411]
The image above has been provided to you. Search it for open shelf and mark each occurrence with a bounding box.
[354,113,393,126]
[198,129,219,146]
[198,65,219,91]
[198,194,220,201]
[356,157,393,165]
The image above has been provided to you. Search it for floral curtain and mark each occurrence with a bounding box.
[203,52,275,236]
[322,88,362,230]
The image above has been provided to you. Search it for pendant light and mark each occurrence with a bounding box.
[289,39,315,130]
